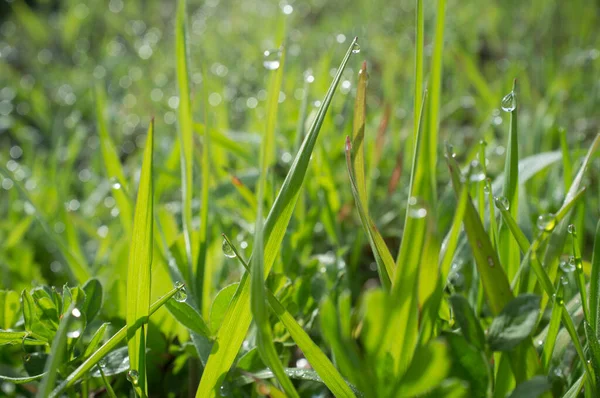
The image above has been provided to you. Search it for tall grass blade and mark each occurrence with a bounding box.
[126,119,154,398]
[591,220,600,333]
[196,38,359,397]
[498,79,520,281]
[175,0,195,297]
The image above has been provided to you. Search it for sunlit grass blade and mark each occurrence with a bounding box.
[558,127,573,191]
[95,83,133,236]
[126,119,154,398]
[196,60,212,318]
[0,373,45,384]
[98,366,118,398]
[439,183,469,283]
[250,43,298,396]
[570,226,590,323]
[346,62,394,290]
[50,285,183,397]
[591,220,600,333]
[562,302,595,394]
[175,0,195,297]
[196,38,359,397]
[194,123,252,162]
[37,304,78,397]
[413,0,423,140]
[223,234,355,397]
[498,79,520,281]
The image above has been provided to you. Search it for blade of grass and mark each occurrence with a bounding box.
[196,60,212,318]
[346,62,394,290]
[570,226,590,323]
[542,283,562,371]
[126,119,154,398]
[498,79,520,281]
[37,303,77,397]
[249,43,298,397]
[175,0,195,299]
[413,0,424,141]
[196,38,359,397]
[50,285,184,397]
[222,235,355,397]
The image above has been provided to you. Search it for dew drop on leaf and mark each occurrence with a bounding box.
[127,369,139,386]
[501,91,516,112]
[222,239,236,258]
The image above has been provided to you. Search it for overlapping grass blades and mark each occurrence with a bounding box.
[196,38,359,397]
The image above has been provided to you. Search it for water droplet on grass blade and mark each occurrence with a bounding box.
[560,259,575,273]
[173,285,187,302]
[222,239,236,258]
[494,196,510,211]
[127,369,139,386]
[501,91,516,112]
[351,42,360,54]
[263,49,281,70]
[537,213,556,232]
[568,224,576,234]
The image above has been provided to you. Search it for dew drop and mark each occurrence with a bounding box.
[445,142,456,158]
[173,284,187,302]
[304,69,315,84]
[567,224,576,234]
[110,177,121,190]
[469,160,485,182]
[494,196,510,211]
[222,239,237,258]
[262,49,281,70]
[67,308,84,338]
[483,180,491,194]
[127,369,139,386]
[501,91,516,112]
[487,256,495,267]
[351,42,360,54]
[560,258,576,273]
[536,213,556,232]
[23,354,31,362]
[560,275,569,286]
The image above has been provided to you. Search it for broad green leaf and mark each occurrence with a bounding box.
[0,290,20,329]
[444,332,491,398]
[396,339,451,397]
[50,286,183,397]
[487,294,540,351]
[165,299,212,338]
[196,38,359,397]
[448,295,486,351]
[175,0,195,294]
[126,120,154,398]
[95,83,133,235]
[82,279,103,324]
[90,347,129,377]
[508,376,551,398]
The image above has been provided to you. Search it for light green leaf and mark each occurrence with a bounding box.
[165,299,212,338]
[0,290,20,329]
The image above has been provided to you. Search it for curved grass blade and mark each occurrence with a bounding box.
[196,38,359,397]
[50,286,183,397]
[95,83,133,235]
[249,43,298,397]
[175,0,195,297]
[345,62,394,290]
[223,235,355,397]
[126,119,154,398]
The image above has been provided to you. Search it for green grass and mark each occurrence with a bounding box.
[1,0,600,397]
